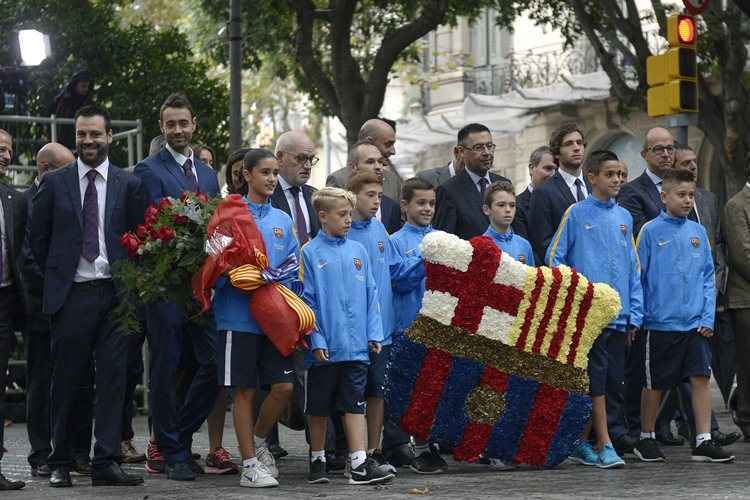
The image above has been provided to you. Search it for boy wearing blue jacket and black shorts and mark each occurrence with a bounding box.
[212,149,298,488]
[547,150,643,469]
[632,169,734,464]
[346,172,425,474]
[301,187,394,486]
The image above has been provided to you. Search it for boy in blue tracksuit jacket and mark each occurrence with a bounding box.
[482,180,535,265]
[547,150,642,469]
[301,187,393,486]
[633,169,733,464]
[346,172,424,470]
[390,177,449,473]
[211,149,298,487]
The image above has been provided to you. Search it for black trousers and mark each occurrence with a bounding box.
[48,280,127,469]
[730,308,750,434]
[0,286,18,459]
[24,302,93,467]
[121,332,145,442]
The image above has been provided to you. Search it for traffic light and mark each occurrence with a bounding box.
[647,14,698,117]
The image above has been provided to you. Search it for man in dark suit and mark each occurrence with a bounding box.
[0,129,26,491]
[346,140,403,234]
[434,123,509,240]
[30,106,146,487]
[22,143,95,479]
[512,146,556,240]
[417,150,461,188]
[527,122,589,264]
[134,93,220,481]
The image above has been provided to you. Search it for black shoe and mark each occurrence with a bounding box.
[712,430,741,447]
[49,467,72,487]
[92,463,144,486]
[369,450,397,475]
[612,434,637,455]
[0,472,24,491]
[269,444,288,459]
[655,430,684,446]
[691,440,734,463]
[348,457,394,485]
[633,438,666,462]
[410,445,447,474]
[31,464,51,477]
[166,461,196,481]
[187,457,204,475]
[307,458,329,484]
[325,452,346,472]
[384,443,413,468]
[72,460,92,476]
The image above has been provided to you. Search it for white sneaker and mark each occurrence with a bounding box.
[240,463,279,488]
[256,446,279,478]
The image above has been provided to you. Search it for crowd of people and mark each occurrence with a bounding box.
[0,90,748,492]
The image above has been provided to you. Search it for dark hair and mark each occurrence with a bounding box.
[457,123,491,145]
[226,147,250,195]
[484,180,515,206]
[74,104,112,132]
[549,122,585,156]
[674,142,693,153]
[196,144,215,162]
[242,148,276,172]
[401,177,435,202]
[583,150,619,176]
[347,171,381,194]
[661,168,697,191]
[160,93,194,120]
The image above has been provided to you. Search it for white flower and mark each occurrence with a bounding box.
[477,307,516,344]
[494,253,532,289]
[420,291,458,325]
[420,231,473,272]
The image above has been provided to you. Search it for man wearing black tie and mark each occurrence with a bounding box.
[30,106,146,487]
[527,122,589,263]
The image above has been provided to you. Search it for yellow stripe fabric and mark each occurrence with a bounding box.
[546,205,574,266]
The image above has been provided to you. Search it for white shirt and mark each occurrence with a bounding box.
[558,168,588,201]
[448,161,456,178]
[278,175,311,237]
[74,157,110,282]
[645,168,663,193]
[465,168,492,194]
[166,143,197,179]
[0,198,9,287]
[527,184,534,193]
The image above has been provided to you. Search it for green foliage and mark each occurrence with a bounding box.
[1,0,229,168]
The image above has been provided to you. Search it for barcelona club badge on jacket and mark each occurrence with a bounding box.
[353,258,362,270]
[273,227,284,238]
[690,237,700,248]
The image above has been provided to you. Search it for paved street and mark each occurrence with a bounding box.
[2,386,749,499]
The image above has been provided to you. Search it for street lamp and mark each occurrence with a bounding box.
[17,29,52,67]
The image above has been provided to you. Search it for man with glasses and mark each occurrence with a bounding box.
[528,122,589,264]
[434,123,509,240]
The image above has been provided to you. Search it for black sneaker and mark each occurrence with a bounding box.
[633,438,666,462]
[612,434,636,455]
[348,457,394,485]
[655,430,684,446]
[409,446,446,474]
[187,457,205,475]
[369,450,397,475]
[308,458,330,484]
[712,430,741,447]
[691,440,735,463]
[385,443,413,467]
[325,452,346,472]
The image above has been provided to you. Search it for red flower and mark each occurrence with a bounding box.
[172,213,189,225]
[121,232,141,258]
[136,224,149,240]
[156,227,176,242]
[158,198,173,211]
[144,205,159,225]
[196,192,209,204]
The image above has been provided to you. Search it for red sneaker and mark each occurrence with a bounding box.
[145,441,166,474]
[204,447,239,475]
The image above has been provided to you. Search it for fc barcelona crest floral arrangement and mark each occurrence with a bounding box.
[386,231,621,467]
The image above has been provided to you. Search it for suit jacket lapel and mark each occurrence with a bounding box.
[160,148,189,191]
[64,165,83,227]
[553,173,576,205]
[0,186,13,251]
[105,167,123,242]
[641,172,663,209]
[272,184,291,215]
[302,186,318,233]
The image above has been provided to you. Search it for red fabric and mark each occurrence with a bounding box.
[192,195,309,356]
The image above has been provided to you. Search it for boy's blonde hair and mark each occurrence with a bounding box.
[312,187,356,213]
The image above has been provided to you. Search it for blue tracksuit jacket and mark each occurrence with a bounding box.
[212,199,298,334]
[301,230,383,366]
[483,226,535,266]
[391,223,433,335]
[349,217,425,345]
[546,196,643,331]
[637,211,715,331]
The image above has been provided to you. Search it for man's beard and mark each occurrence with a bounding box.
[77,143,108,166]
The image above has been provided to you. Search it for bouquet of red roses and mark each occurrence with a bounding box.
[113,192,220,333]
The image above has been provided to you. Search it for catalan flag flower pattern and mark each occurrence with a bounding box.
[386,231,621,467]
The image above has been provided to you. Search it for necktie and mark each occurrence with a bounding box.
[478,178,489,198]
[574,178,585,202]
[289,186,309,245]
[182,158,199,193]
[82,169,100,262]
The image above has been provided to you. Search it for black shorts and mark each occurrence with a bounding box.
[587,328,625,397]
[217,330,294,389]
[304,362,368,417]
[366,344,391,399]
[643,329,711,390]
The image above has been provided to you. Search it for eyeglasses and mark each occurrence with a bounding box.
[283,152,319,166]
[462,142,496,153]
[648,145,675,155]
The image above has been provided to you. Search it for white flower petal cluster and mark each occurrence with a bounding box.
[476,307,516,344]
[494,253,531,289]
[419,231,473,272]
[420,290,459,325]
